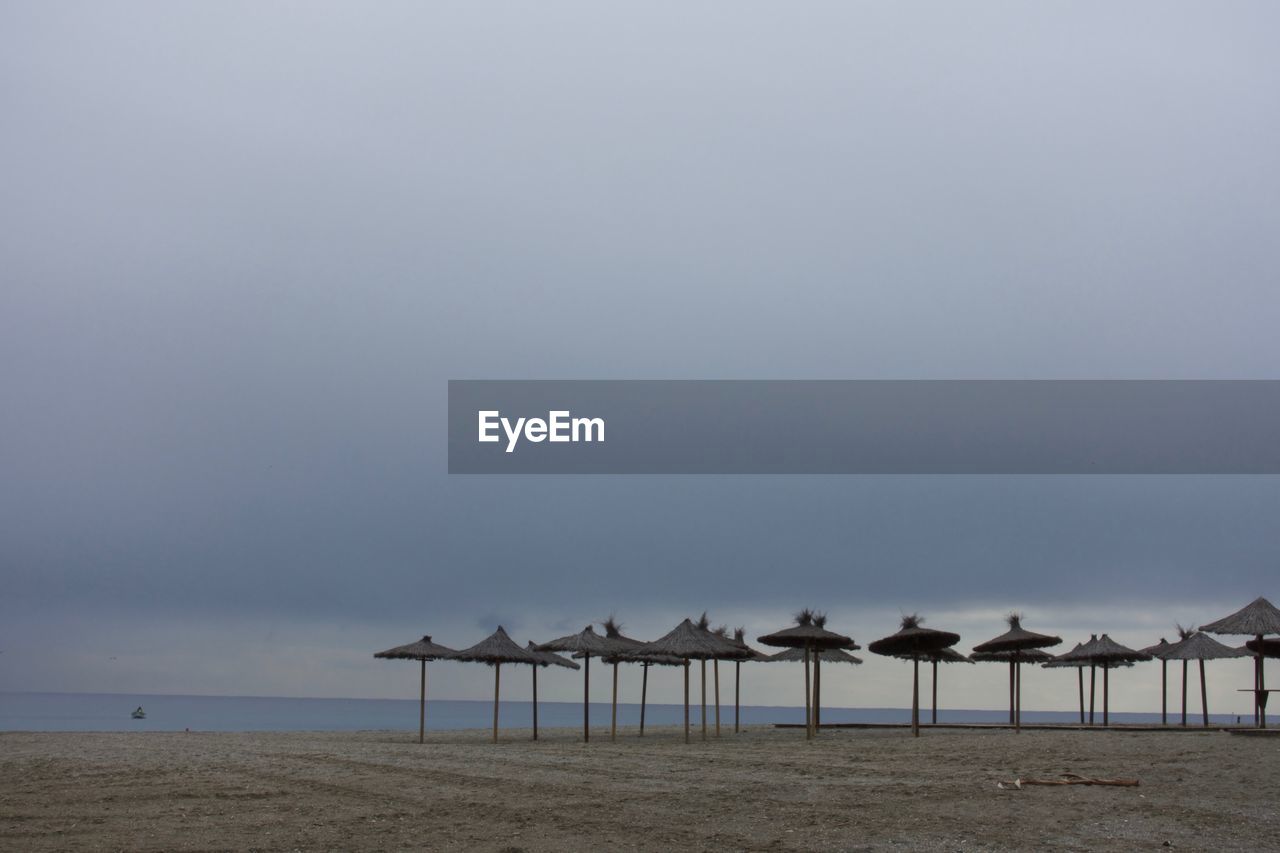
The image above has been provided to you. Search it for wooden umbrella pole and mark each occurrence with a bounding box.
[1015,659,1022,733]
[1258,635,1267,729]
[803,643,812,740]
[814,653,821,733]
[735,660,741,734]
[532,665,539,741]
[492,663,500,744]
[611,662,618,742]
[583,656,590,744]
[912,655,920,737]
[1103,665,1109,727]
[1181,659,1188,727]
[700,658,707,741]
[1199,658,1209,727]
[1077,667,1084,725]
[1161,660,1167,726]
[1008,661,1015,725]
[683,659,690,744]
[714,659,721,738]
[931,659,938,726]
[1089,664,1096,726]
[640,664,648,737]
[419,659,426,745]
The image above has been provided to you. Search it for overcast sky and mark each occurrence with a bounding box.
[2,2,1278,715]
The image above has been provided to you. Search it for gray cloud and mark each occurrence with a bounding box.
[2,2,1278,706]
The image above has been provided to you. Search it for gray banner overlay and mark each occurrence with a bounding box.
[448,381,1280,474]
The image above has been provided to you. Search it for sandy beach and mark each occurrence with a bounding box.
[2,725,1277,851]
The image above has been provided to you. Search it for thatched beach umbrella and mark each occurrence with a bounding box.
[373,635,457,744]
[758,609,855,739]
[598,617,644,742]
[971,615,1062,733]
[536,625,618,742]
[1161,629,1248,728]
[524,642,579,740]
[1200,597,1280,728]
[1141,638,1175,725]
[730,627,770,734]
[1055,634,1150,726]
[639,618,746,743]
[867,614,960,737]
[450,627,540,743]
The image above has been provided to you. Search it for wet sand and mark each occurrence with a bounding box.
[2,725,1277,851]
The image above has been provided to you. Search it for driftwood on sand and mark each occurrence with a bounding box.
[997,773,1139,789]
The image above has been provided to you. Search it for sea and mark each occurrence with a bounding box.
[0,692,1246,732]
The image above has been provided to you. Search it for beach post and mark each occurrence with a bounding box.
[714,659,721,737]
[931,659,938,725]
[912,655,920,737]
[419,659,427,744]
[803,642,812,740]
[492,663,500,743]
[532,664,538,741]
[683,658,691,744]
[813,650,821,732]
[1008,661,1015,725]
[1013,653,1024,727]
[1181,659,1189,726]
[1161,658,1168,725]
[1199,658,1209,727]
[1077,667,1084,724]
[734,659,741,734]
[1089,664,1096,725]
[700,658,707,740]
[1103,665,1110,726]
[611,661,618,742]
[639,663,648,736]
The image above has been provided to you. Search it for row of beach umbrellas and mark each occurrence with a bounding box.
[375,597,1280,743]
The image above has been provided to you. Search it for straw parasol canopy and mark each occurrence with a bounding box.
[450,627,540,743]
[1200,597,1280,729]
[1161,628,1248,728]
[972,614,1062,732]
[768,646,864,664]
[868,614,960,737]
[638,617,746,743]
[758,609,856,739]
[537,625,620,742]
[524,642,578,741]
[1055,634,1151,726]
[373,634,457,744]
[1200,597,1280,636]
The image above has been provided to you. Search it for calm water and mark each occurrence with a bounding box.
[0,692,1240,732]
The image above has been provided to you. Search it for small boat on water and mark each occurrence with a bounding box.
[131,707,146,720]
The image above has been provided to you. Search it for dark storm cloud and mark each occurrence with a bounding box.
[1,2,1278,699]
